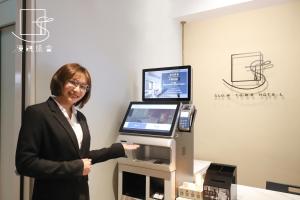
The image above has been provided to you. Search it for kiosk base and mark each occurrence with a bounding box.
[118,164,176,200]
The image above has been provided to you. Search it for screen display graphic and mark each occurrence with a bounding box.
[143,66,191,101]
[119,102,180,137]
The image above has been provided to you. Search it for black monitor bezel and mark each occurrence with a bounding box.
[119,101,181,137]
[142,65,191,102]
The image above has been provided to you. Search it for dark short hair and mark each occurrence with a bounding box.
[50,63,91,108]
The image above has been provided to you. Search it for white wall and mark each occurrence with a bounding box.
[34,0,181,199]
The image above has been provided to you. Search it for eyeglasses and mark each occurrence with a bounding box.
[68,79,90,92]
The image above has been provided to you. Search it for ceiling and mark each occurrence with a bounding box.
[174,0,295,21]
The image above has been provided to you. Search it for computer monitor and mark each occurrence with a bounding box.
[142,65,191,101]
[119,101,181,137]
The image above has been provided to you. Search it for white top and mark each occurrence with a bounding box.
[194,160,211,175]
[189,160,300,200]
[237,184,300,200]
[176,185,300,200]
[52,98,83,149]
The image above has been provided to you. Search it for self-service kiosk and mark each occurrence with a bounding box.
[117,65,195,200]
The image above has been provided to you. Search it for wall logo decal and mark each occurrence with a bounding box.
[12,9,54,53]
[222,52,273,92]
[12,9,54,43]
[215,52,284,100]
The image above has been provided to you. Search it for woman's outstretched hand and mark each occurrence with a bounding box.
[122,143,140,150]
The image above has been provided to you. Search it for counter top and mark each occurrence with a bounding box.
[176,184,300,200]
[193,160,300,200]
[237,184,300,200]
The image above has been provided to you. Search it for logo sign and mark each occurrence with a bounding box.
[215,52,283,100]
[12,9,54,43]
[222,52,273,92]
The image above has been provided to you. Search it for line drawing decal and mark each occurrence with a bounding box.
[223,52,273,92]
[12,9,54,43]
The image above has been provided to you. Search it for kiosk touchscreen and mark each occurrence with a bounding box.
[119,101,180,137]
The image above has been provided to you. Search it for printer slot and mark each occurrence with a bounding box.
[131,145,170,165]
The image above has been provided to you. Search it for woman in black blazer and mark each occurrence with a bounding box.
[15,63,137,200]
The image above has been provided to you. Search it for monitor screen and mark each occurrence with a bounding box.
[142,65,191,101]
[119,102,180,137]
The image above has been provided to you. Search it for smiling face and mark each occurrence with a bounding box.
[59,72,89,108]
[50,63,92,109]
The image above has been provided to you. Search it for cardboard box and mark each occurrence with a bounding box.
[178,182,203,200]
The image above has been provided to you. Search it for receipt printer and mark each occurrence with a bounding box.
[203,163,237,200]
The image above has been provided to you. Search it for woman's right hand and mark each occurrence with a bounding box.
[81,158,92,176]
[122,143,140,150]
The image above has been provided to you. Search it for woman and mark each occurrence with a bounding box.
[15,63,137,200]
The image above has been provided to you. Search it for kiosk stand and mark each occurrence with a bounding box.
[117,66,195,200]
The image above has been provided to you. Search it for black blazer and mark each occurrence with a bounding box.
[15,97,125,200]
